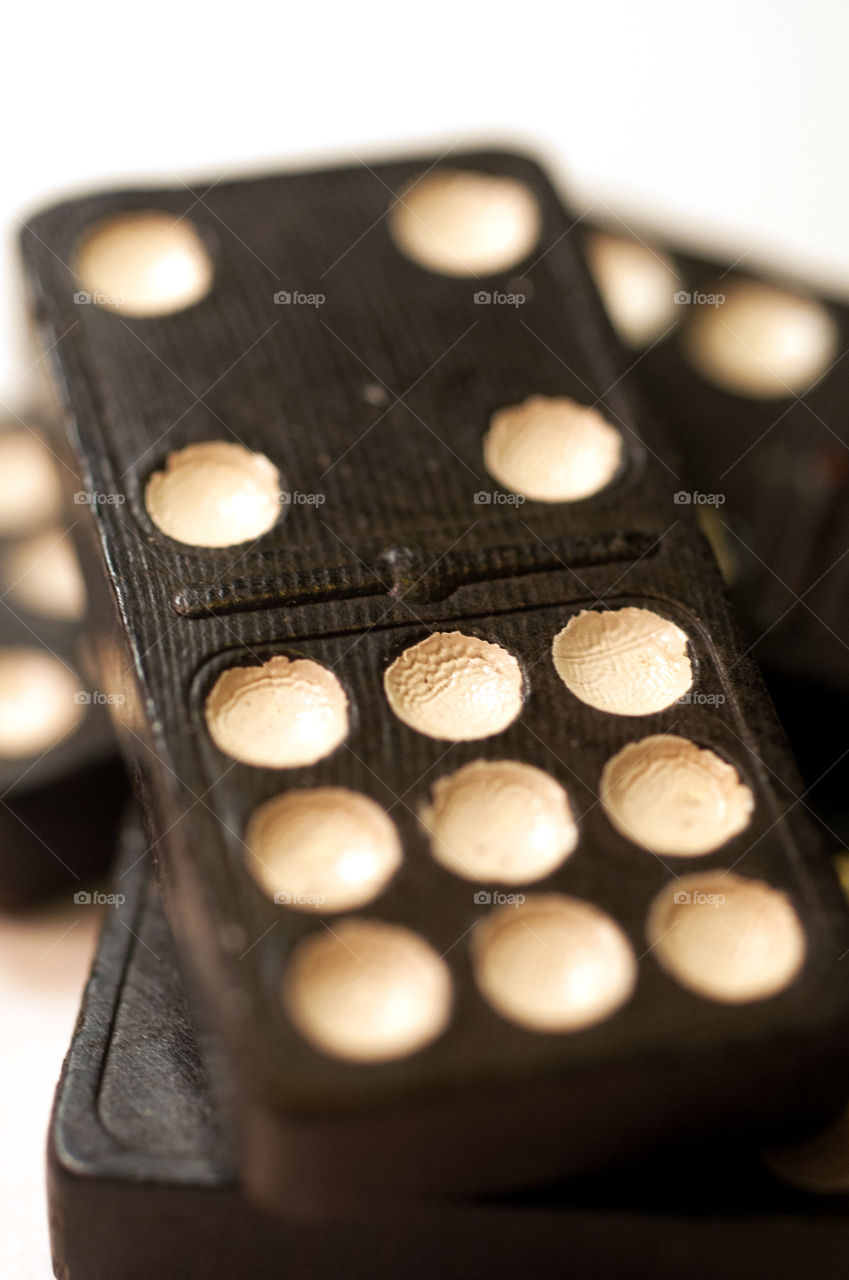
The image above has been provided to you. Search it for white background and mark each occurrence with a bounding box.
[1,1,848,1275]
[3,0,849,404]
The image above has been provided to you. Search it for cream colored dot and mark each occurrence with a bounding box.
[74,211,212,317]
[763,1106,849,1194]
[389,169,540,276]
[646,872,806,1003]
[245,788,401,913]
[384,631,523,741]
[421,760,577,883]
[6,530,86,621]
[0,432,62,535]
[472,894,636,1032]
[601,735,754,855]
[0,648,83,757]
[484,396,622,502]
[586,231,680,347]
[145,441,280,547]
[682,279,838,398]
[205,655,347,767]
[284,919,451,1061]
[552,608,692,716]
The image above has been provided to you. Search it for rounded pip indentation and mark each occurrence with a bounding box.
[551,607,693,716]
[205,654,348,767]
[389,169,540,276]
[471,893,636,1032]
[682,279,838,399]
[483,396,622,502]
[421,759,577,883]
[383,631,523,742]
[601,734,754,855]
[74,211,213,316]
[585,231,681,348]
[245,787,401,913]
[646,872,806,1003]
[0,648,83,757]
[0,432,62,535]
[145,441,281,547]
[283,918,452,1061]
[6,530,86,622]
